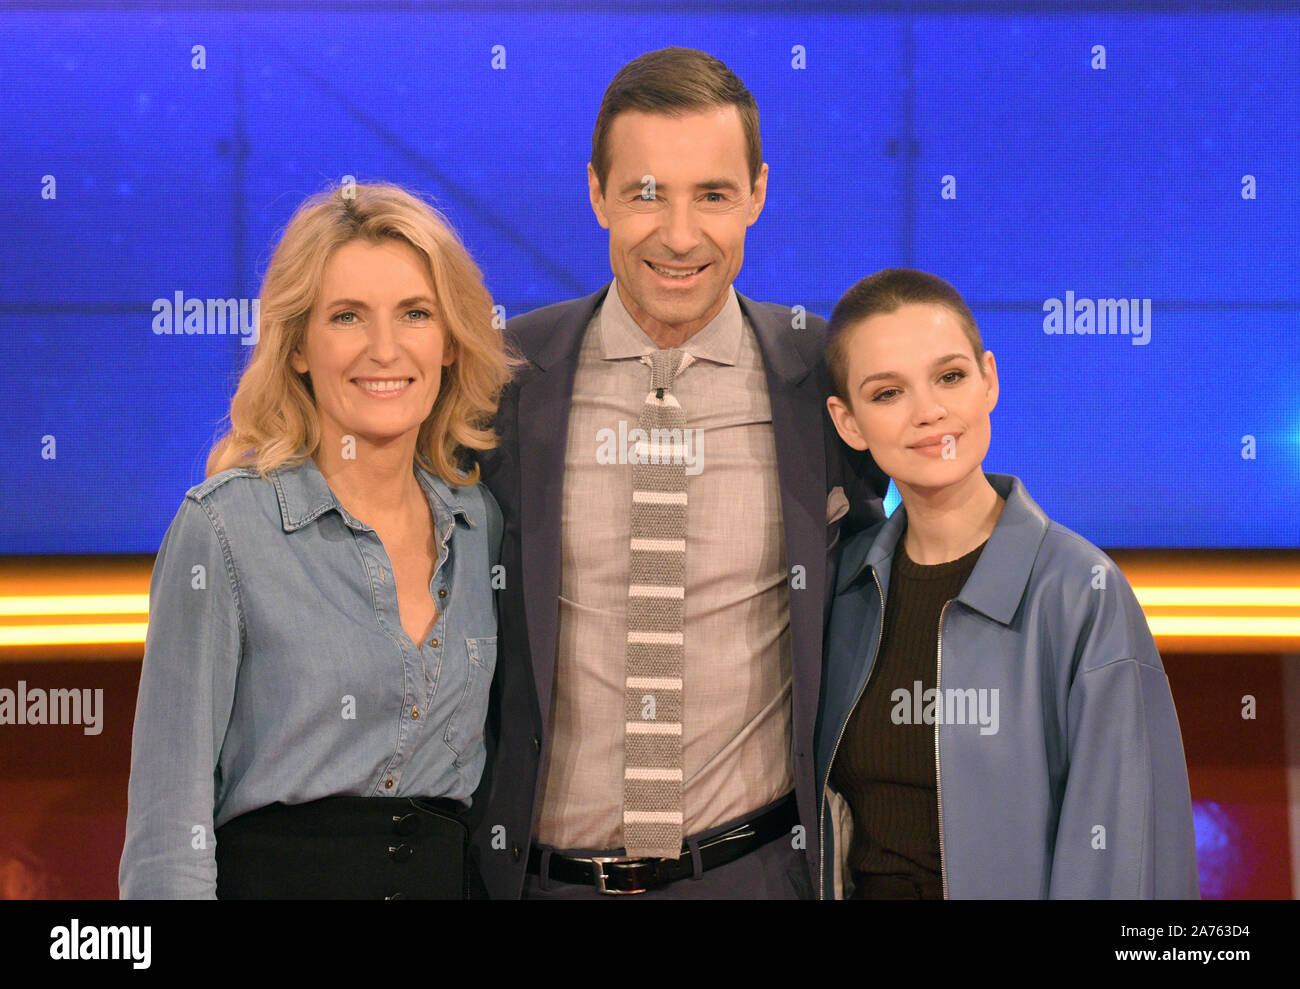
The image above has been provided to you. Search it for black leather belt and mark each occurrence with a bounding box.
[527,795,798,894]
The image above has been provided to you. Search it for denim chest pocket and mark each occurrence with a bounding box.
[444,635,497,760]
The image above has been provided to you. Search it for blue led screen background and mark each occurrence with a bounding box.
[1,4,1296,553]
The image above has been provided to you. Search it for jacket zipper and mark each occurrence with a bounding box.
[818,568,885,900]
[935,600,950,899]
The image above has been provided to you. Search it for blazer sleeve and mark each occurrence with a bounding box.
[1047,575,1200,899]
[118,495,243,899]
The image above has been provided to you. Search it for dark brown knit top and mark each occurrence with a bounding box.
[829,532,986,900]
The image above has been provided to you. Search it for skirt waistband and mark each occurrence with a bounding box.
[215,795,481,900]
[216,795,469,837]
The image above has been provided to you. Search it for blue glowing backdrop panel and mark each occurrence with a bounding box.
[1,6,1296,553]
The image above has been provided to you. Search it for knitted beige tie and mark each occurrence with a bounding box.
[622,347,693,858]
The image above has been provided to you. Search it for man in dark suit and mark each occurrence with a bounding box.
[472,46,885,899]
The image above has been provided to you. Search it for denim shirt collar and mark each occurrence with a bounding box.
[836,473,1050,626]
[270,455,474,536]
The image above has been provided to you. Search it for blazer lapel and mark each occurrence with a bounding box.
[737,292,828,751]
[515,282,611,735]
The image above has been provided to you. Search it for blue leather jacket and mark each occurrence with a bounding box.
[815,473,1200,899]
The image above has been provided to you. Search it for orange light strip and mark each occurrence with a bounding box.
[1132,586,1300,638]
[0,553,1298,655]
[0,594,149,616]
[1134,587,1300,607]
[0,623,150,646]
[1144,616,1300,637]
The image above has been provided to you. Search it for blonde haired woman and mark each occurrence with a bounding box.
[120,183,513,899]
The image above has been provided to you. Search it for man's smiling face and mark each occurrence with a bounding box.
[588,106,767,342]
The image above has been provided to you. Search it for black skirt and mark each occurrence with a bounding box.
[214,795,487,899]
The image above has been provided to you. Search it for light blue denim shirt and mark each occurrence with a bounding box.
[119,456,501,899]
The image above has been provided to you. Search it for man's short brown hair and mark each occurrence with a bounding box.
[591,47,762,194]
[826,269,985,404]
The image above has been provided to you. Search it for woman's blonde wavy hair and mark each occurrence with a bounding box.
[206,181,516,485]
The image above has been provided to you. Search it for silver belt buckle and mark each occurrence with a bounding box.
[586,855,650,895]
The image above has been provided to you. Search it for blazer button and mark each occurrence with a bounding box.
[392,813,420,836]
[388,843,414,862]
[512,846,521,862]
[386,892,405,900]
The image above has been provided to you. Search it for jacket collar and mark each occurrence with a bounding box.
[522,280,810,385]
[835,473,1050,626]
[527,283,611,371]
[737,291,810,385]
[271,455,472,534]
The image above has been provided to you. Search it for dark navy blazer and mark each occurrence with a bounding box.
[470,281,887,899]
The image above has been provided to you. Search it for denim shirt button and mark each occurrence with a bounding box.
[430,638,439,648]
